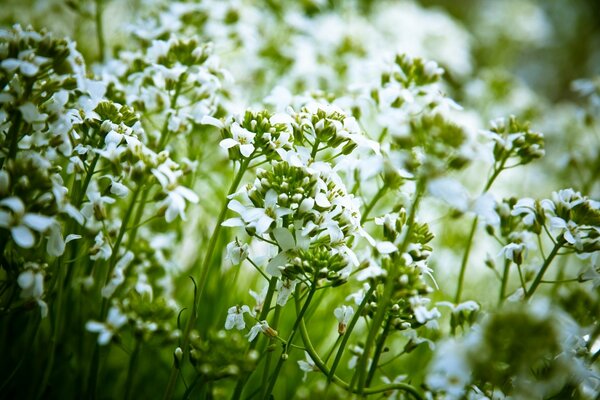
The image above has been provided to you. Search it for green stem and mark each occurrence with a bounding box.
[454,216,478,303]
[107,185,142,274]
[525,236,565,299]
[499,259,511,305]
[163,157,251,400]
[259,305,282,399]
[230,277,278,400]
[95,0,105,62]
[262,280,318,399]
[124,340,142,400]
[297,303,422,400]
[328,285,374,382]
[324,335,343,364]
[355,183,424,394]
[361,185,387,224]
[311,138,321,160]
[35,258,66,400]
[454,156,509,304]
[365,315,392,387]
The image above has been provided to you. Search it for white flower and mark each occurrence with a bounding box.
[0,197,54,248]
[220,122,256,157]
[152,164,199,222]
[101,251,134,298]
[511,197,537,226]
[81,183,116,221]
[410,296,441,324]
[225,305,251,330]
[224,190,292,235]
[17,264,48,318]
[246,320,277,342]
[226,239,249,264]
[86,306,128,345]
[276,278,298,306]
[249,287,267,314]
[426,338,471,399]
[297,351,318,381]
[334,305,354,334]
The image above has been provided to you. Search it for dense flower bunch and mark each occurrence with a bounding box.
[1,1,600,400]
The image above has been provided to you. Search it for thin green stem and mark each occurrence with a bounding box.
[355,183,424,394]
[328,285,374,382]
[124,340,142,400]
[455,156,509,303]
[259,305,281,399]
[454,216,478,303]
[163,157,251,400]
[361,185,387,224]
[262,280,318,399]
[525,236,565,299]
[95,0,105,62]
[324,335,343,364]
[365,315,392,387]
[230,277,278,400]
[499,259,511,305]
[297,303,422,399]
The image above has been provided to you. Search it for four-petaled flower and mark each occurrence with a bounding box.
[225,305,252,330]
[220,122,256,157]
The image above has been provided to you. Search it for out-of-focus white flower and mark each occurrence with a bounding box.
[86,306,128,345]
[225,305,251,330]
[226,239,249,264]
[275,278,298,306]
[426,338,472,399]
[0,197,54,248]
[297,351,318,381]
[246,320,277,342]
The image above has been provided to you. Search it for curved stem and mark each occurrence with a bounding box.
[262,280,318,399]
[525,236,565,299]
[454,216,478,303]
[361,185,387,224]
[499,259,511,305]
[297,302,422,400]
[455,156,508,304]
[163,157,251,400]
[328,285,374,382]
[231,277,278,400]
[124,340,141,400]
[365,315,392,387]
[355,183,424,394]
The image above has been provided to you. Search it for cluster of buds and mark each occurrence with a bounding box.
[485,116,545,166]
[209,109,293,160]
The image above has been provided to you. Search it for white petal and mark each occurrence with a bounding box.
[239,144,255,157]
[23,213,54,232]
[376,241,398,254]
[12,225,35,248]
[219,138,238,150]
[266,253,288,277]
[46,223,65,256]
[175,186,199,203]
[254,215,274,235]
[65,234,82,243]
[222,218,245,227]
[0,210,10,227]
[0,197,25,214]
[17,270,34,289]
[85,321,105,333]
[273,228,295,251]
[315,192,331,208]
[200,115,224,129]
